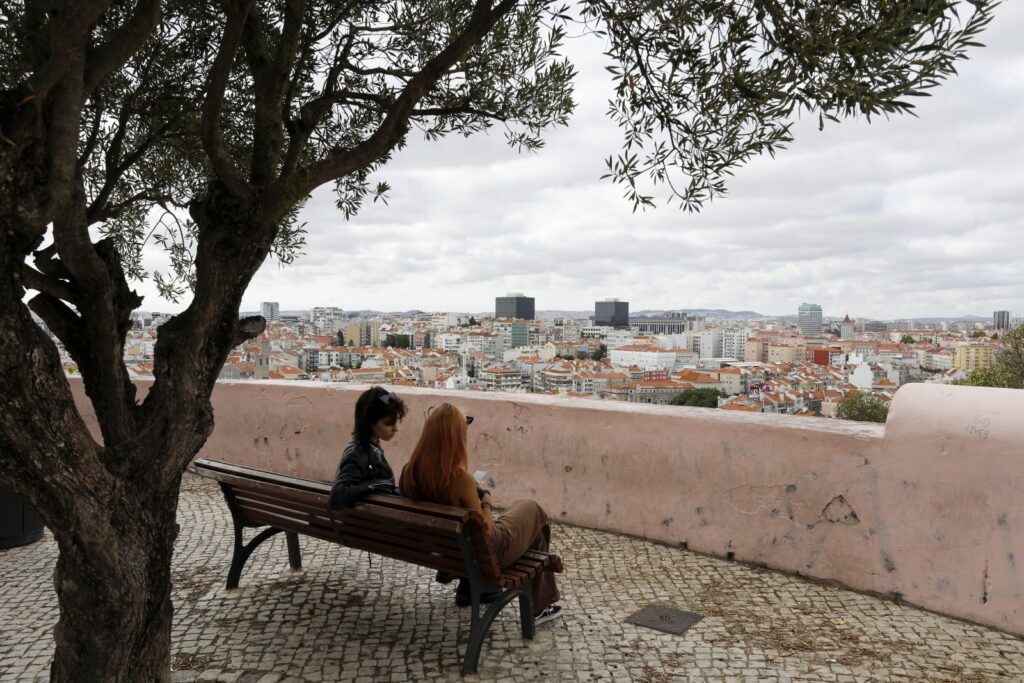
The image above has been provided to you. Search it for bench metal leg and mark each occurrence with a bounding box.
[286,531,302,570]
[462,588,523,675]
[518,579,536,641]
[227,525,284,589]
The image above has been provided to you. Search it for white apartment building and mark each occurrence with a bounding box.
[699,329,724,359]
[923,350,953,371]
[610,344,678,372]
[317,349,343,369]
[310,306,345,334]
[310,306,343,320]
[479,366,523,391]
[466,332,504,359]
[557,322,582,343]
[715,367,746,395]
[604,329,636,350]
[431,311,460,331]
[436,333,463,354]
[721,329,748,360]
[539,365,573,392]
[672,348,700,369]
[654,333,689,349]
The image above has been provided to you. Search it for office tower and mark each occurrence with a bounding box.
[798,303,823,336]
[994,310,1010,330]
[495,293,535,320]
[595,299,629,328]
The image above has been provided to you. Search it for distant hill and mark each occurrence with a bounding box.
[249,308,993,323]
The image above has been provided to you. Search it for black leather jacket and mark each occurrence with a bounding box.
[328,438,398,508]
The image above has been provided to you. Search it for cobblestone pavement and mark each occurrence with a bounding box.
[2,473,1022,682]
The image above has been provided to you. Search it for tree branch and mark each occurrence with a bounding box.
[411,104,509,121]
[27,292,84,361]
[201,0,256,203]
[51,174,140,449]
[78,100,104,169]
[83,0,162,95]
[240,0,306,186]
[20,265,78,305]
[23,1,114,98]
[87,115,179,225]
[278,0,519,213]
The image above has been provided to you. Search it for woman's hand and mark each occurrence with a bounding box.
[476,485,491,500]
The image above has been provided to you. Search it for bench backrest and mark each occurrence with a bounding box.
[193,459,503,582]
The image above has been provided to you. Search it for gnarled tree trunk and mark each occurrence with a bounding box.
[48,482,180,682]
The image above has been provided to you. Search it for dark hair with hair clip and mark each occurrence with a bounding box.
[353,386,408,444]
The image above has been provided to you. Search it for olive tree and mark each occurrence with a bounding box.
[0,0,995,679]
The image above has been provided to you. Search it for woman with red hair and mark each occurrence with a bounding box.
[400,402,562,625]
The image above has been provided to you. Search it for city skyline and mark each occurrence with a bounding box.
[229,301,1018,324]
[123,4,1024,320]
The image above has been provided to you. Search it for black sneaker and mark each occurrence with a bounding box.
[534,604,563,626]
[454,580,501,607]
[434,570,456,584]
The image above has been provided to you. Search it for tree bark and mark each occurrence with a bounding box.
[48,476,181,683]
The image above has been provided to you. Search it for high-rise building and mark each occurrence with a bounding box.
[595,299,629,328]
[495,293,535,320]
[797,303,823,336]
[994,310,1011,330]
[260,301,280,322]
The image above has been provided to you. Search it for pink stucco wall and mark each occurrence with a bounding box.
[69,380,1024,635]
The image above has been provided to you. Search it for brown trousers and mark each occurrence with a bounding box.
[492,499,559,612]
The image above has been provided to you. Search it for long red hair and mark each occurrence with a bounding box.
[400,403,468,506]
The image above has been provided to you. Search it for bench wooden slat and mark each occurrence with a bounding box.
[234,490,466,537]
[327,519,466,559]
[328,531,473,575]
[195,460,330,494]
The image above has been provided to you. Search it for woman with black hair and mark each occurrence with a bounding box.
[328,386,408,508]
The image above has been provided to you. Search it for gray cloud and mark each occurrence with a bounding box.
[133,4,1024,320]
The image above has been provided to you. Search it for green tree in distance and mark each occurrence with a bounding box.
[900,334,916,344]
[0,1,996,678]
[385,333,412,349]
[590,343,608,361]
[836,392,889,423]
[670,387,723,408]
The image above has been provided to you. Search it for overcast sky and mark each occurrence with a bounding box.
[139,4,1024,320]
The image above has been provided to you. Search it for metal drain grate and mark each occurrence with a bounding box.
[625,605,703,635]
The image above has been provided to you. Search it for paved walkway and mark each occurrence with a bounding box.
[2,473,1022,682]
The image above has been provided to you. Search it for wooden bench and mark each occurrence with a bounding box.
[193,458,563,675]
